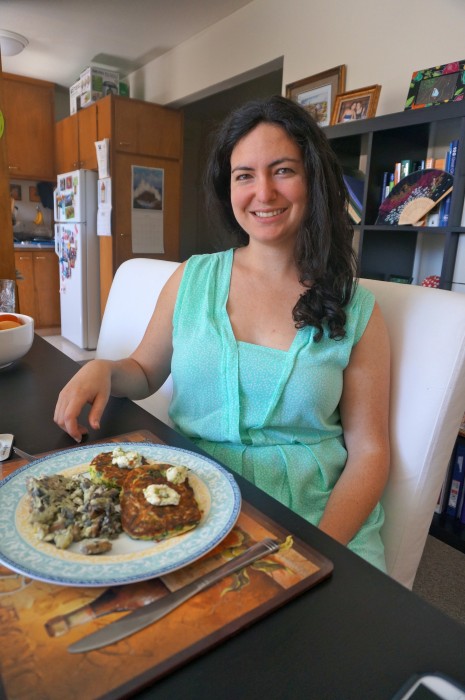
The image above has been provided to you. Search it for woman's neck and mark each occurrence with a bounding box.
[235,241,298,279]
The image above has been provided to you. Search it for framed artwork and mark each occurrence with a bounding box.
[331,85,381,125]
[29,185,40,202]
[404,60,465,110]
[9,184,21,201]
[286,65,346,127]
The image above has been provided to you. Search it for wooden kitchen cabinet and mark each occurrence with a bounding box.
[55,103,98,173]
[15,250,60,328]
[113,96,183,158]
[55,95,183,315]
[2,73,55,181]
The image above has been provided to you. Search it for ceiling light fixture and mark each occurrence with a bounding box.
[0,30,28,57]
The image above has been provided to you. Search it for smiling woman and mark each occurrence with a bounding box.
[55,95,391,573]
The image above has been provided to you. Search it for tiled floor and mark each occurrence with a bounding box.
[36,327,96,363]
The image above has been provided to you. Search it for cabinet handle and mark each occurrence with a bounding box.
[8,165,19,170]
[118,141,132,146]
[18,255,29,260]
[35,256,46,260]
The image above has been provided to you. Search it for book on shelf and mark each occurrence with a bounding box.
[439,139,459,226]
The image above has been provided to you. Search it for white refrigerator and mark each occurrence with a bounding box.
[54,169,101,349]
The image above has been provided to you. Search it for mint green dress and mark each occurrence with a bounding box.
[170,249,386,571]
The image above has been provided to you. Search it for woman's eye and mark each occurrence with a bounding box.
[276,167,293,175]
[234,173,252,181]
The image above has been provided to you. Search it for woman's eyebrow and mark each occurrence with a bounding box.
[231,157,301,173]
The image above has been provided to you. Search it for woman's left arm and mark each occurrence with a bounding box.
[318,302,391,545]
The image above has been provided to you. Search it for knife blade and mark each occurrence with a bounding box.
[68,537,280,653]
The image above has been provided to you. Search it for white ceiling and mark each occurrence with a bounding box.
[0,0,254,89]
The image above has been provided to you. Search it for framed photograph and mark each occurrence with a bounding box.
[331,85,381,125]
[286,65,346,128]
[404,60,465,110]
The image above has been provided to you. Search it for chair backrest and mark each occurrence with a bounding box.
[96,258,180,426]
[98,263,465,587]
[360,279,465,588]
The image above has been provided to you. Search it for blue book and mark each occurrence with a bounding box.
[439,139,458,225]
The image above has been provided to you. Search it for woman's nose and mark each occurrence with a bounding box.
[256,174,276,202]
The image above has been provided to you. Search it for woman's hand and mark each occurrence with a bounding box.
[54,359,112,442]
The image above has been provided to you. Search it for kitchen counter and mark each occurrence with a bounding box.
[14,240,55,250]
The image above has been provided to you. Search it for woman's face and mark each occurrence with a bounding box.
[230,122,307,247]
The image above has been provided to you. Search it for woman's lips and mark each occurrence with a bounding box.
[252,208,287,218]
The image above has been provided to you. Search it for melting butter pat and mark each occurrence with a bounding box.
[165,465,188,484]
[111,447,143,469]
[143,484,180,506]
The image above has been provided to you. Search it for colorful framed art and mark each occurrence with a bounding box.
[285,65,346,127]
[404,61,465,110]
[331,85,381,125]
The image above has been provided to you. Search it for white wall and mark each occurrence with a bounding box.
[128,0,465,116]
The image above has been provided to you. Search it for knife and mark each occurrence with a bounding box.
[68,537,280,653]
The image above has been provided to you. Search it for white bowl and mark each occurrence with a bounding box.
[0,314,34,368]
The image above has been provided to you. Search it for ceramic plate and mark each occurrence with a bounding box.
[0,443,241,587]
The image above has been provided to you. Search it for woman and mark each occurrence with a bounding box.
[55,96,390,570]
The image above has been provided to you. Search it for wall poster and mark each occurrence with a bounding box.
[131,165,164,254]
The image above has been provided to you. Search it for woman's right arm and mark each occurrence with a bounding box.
[54,263,186,442]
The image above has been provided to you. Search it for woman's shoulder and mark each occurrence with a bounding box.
[348,281,375,309]
[185,248,233,269]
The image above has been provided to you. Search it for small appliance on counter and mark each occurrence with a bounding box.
[54,169,100,350]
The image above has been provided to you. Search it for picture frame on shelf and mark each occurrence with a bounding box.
[331,85,381,125]
[285,65,346,128]
[404,60,465,110]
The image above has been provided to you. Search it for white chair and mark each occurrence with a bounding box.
[98,261,465,588]
[96,258,180,426]
[360,279,465,588]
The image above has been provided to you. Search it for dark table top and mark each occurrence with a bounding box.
[2,335,465,700]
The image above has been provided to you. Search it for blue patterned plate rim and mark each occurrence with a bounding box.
[0,443,241,587]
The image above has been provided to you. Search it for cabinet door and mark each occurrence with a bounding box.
[114,98,183,158]
[3,75,55,181]
[33,252,60,328]
[77,104,98,169]
[14,252,35,318]
[112,152,181,269]
[55,115,79,173]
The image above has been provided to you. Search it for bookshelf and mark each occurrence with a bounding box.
[324,99,465,289]
[430,434,465,553]
[324,105,465,552]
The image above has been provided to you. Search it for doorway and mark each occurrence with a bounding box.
[179,63,283,259]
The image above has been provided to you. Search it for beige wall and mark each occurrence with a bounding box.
[128,0,465,116]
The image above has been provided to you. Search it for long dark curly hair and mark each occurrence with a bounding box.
[204,95,358,341]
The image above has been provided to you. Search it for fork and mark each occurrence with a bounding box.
[13,446,36,462]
